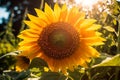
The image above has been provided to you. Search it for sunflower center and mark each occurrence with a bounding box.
[49,29,71,48]
[38,22,80,59]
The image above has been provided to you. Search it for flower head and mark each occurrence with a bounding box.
[16,55,30,71]
[18,3,105,73]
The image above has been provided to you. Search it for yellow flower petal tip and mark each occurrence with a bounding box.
[18,3,105,74]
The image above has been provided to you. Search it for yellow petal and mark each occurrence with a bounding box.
[61,4,67,11]
[67,7,85,25]
[87,24,101,30]
[18,29,39,38]
[35,8,50,24]
[19,40,37,46]
[20,29,39,35]
[80,30,96,38]
[54,3,61,21]
[35,8,46,18]
[24,21,41,30]
[79,43,100,57]
[21,29,40,35]
[74,12,85,27]
[59,4,68,21]
[80,19,97,29]
[81,37,105,45]
[44,3,55,22]
[27,14,47,27]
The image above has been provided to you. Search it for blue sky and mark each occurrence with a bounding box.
[0,7,10,24]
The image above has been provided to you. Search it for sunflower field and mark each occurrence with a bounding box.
[0,0,120,80]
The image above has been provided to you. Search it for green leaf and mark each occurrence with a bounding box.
[68,69,82,80]
[40,72,66,80]
[0,51,20,59]
[14,70,30,80]
[113,19,117,25]
[3,71,19,79]
[0,75,12,80]
[103,26,115,32]
[29,58,48,69]
[93,54,120,67]
[0,31,5,36]
[2,70,30,80]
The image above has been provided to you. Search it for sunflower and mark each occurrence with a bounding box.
[18,3,105,73]
[16,55,30,71]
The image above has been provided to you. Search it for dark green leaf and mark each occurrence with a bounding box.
[40,72,66,80]
[29,58,48,69]
[14,70,30,80]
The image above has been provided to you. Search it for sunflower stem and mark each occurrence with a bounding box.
[115,14,120,80]
[117,15,120,54]
[115,67,119,80]
[86,67,92,80]
[20,8,27,32]
[67,75,74,80]
[40,0,44,10]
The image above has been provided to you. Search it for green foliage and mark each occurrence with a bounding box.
[29,58,48,69]
[93,54,120,67]
[103,26,115,32]
[0,70,30,80]
[0,16,17,72]
[0,8,27,73]
[40,72,66,80]
[90,0,120,55]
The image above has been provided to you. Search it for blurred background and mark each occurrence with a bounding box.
[0,0,54,35]
[0,0,54,74]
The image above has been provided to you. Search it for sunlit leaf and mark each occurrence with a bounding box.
[93,54,120,67]
[103,26,115,32]
[113,19,117,25]
[0,51,20,59]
